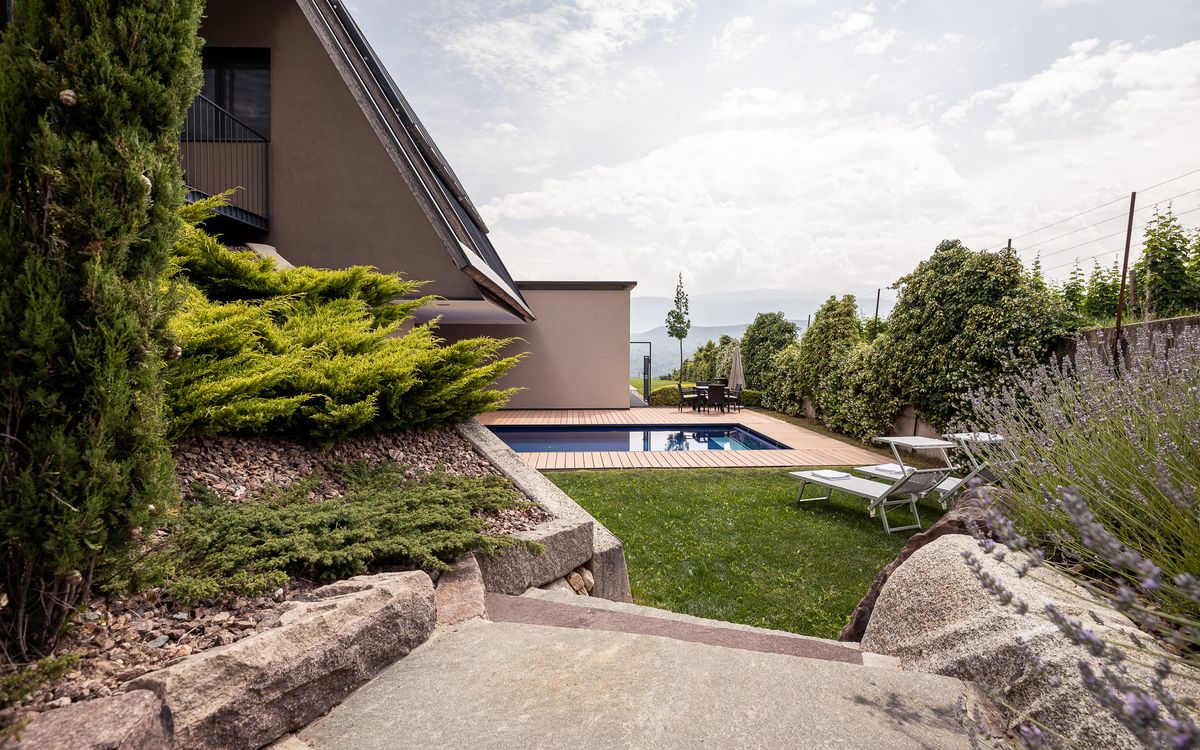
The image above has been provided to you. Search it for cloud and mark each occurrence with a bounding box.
[855,28,897,56]
[434,0,693,101]
[1040,0,1099,8]
[942,38,1200,127]
[815,4,897,56]
[481,117,971,293]
[698,88,852,125]
[817,4,877,42]
[712,16,769,63]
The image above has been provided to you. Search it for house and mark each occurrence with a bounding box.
[185,0,636,409]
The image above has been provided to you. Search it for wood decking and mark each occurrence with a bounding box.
[476,407,885,470]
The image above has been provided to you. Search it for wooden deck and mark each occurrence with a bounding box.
[476,407,885,470]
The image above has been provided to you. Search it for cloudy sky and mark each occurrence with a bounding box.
[345,0,1200,300]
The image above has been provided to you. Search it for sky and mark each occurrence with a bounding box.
[344,0,1200,300]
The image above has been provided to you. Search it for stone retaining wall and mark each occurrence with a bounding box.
[456,419,633,602]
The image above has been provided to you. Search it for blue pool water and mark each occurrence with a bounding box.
[488,425,788,452]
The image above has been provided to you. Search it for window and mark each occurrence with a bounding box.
[201,48,270,137]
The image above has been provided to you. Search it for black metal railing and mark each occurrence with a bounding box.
[179,95,269,230]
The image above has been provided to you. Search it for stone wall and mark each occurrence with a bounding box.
[456,419,633,602]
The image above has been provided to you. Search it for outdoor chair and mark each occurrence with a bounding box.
[677,383,699,413]
[727,384,743,413]
[704,384,727,413]
[855,462,991,509]
[788,467,952,533]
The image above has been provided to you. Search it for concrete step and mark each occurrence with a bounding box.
[292,620,972,749]
[522,587,856,648]
[491,591,870,666]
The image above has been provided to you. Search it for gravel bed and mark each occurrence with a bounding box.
[173,428,551,534]
[0,582,313,730]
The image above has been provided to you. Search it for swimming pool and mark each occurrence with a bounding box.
[488,425,789,452]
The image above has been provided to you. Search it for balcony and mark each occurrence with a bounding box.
[179,95,269,232]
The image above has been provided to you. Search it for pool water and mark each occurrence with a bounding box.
[488,425,788,452]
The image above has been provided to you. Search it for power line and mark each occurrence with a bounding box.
[1038,205,1200,271]
[989,166,1200,251]
[1016,186,1200,255]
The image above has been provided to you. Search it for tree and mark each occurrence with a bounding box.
[665,274,691,386]
[1133,207,1195,319]
[741,312,797,389]
[876,241,1075,427]
[795,296,860,401]
[1062,261,1086,312]
[1083,259,1120,321]
[0,0,203,660]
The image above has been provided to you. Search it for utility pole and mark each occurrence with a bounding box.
[1112,192,1137,368]
[1006,238,1012,252]
[872,288,881,341]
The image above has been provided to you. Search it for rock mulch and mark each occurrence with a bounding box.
[173,427,551,534]
[2,428,553,734]
[0,582,312,732]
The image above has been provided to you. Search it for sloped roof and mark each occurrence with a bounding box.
[300,0,534,321]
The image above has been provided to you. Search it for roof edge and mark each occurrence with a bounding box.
[517,281,638,291]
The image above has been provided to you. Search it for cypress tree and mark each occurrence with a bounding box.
[0,0,202,660]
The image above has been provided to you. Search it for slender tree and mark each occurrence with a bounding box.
[0,0,202,660]
[1133,207,1195,319]
[665,274,691,387]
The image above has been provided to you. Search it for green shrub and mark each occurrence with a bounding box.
[0,0,202,660]
[129,463,540,603]
[815,341,901,440]
[876,240,1076,427]
[741,312,797,389]
[649,385,682,406]
[165,200,523,438]
[739,389,762,407]
[795,295,861,402]
[0,655,78,710]
[759,344,805,415]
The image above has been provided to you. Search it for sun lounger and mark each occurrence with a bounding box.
[854,462,990,509]
[788,467,952,533]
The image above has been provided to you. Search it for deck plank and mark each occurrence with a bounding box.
[483,407,891,471]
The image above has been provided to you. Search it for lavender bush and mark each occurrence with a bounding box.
[959,326,1200,747]
[966,326,1200,623]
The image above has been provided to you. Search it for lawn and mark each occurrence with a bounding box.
[629,377,693,392]
[548,468,947,639]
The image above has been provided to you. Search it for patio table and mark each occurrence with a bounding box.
[944,432,1006,471]
[872,435,957,469]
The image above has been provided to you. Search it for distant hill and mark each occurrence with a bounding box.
[630,288,895,333]
[630,321,805,378]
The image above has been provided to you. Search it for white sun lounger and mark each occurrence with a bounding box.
[854,462,990,509]
[789,467,952,533]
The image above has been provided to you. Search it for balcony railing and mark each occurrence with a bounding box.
[179,95,269,231]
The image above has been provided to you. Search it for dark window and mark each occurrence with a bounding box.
[201,48,270,137]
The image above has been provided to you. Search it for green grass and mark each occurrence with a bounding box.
[629,377,693,392]
[548,468,947,639]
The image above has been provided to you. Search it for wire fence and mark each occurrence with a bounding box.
[983,167,1200,279]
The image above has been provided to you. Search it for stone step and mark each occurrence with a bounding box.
[523,587,856,646]
[490,591,876,666]
[291,620,972,749]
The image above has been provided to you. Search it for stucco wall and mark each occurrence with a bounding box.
[199,0,477,298]
[444,286,633,409]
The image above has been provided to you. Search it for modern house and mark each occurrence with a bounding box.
[186,0,635,409]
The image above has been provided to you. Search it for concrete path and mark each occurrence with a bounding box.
[288,604,973,749]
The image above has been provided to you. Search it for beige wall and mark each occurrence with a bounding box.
[445,287,632,409]
[199,0,477,298]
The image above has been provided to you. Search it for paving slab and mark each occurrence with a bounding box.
[296,620,971,750]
